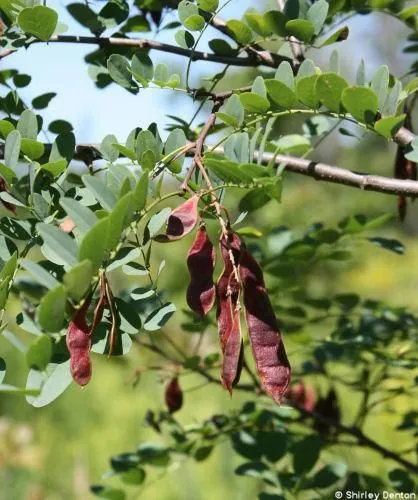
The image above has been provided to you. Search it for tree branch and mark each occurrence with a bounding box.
[1,132,417,197]
[0,34,292,68]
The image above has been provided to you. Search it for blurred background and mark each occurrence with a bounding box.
[0,0,417,498]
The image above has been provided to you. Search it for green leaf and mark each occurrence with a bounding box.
[226,19,253,44]
[120,468,146,485]
[107,54,135,90]
[0,120,15,139]
[115,298,142,334]
[90,485,126,500]
[164,129,187,173]
[144,302,176,331]
[0,163,16,186]
[41,160,67,176]
[235,461,269,478]
[178,0,198,23]
[4,130,21,170]
[240,92,270,113]
[21,139,44,160]
[98,0,129,28]
[107,193,133,249]
[32,92,57,110]
[368,237,405,255]
[136,130,158,163]
[183,14,205,31]
[60,198,98,234]
[374,115,406,139]
[26,335,53,370]
[292,435,321,475]
[99,134,119,162]
[217,94,244,127]
[276,134,311,154]
[307,0,328,34]
[79,217,110,271]
[263,10,287,36]
[83,175,117,211]
[67,3,103,33]
[205,158,247,183]
[18,5,58,41]
[37,285,67,333]
[26,360,72,407]
[341,86,379,124]
[315,73,348,113]
[0,252,17,309]
[311,463,347,488]
[112,144,136,161]
[37,223,79,268]
[275,61,295,90]
[133,172,149,212]
[320,26,349,47]
[17,109,38,140]
[244,13,272,37]
[131,52,154,86]
[20,259,60,289]
[49,120,73,134]
[296,75,319,108]
[197,0,218,12]
[370,65,389,110]
[49,132,75,164]
[265,80,297,109]
[285,19,315,43]
[63,260,93,302]
[175,29,195,49]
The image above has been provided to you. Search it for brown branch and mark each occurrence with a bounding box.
[0,34,291,68]
[1,129,417,196]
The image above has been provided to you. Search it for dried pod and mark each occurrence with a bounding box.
[217,233,243,393]
[156,195,199,242]
[165,376,183,413]
[67,297,92,386]
[286,382,316,413]
[240,249,291,404]
[186,224,216,316]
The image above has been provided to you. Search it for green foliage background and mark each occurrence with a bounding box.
[0,0,417,499]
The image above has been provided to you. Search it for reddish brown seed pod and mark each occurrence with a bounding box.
[66,297,92,387]
[165,376,183,414]
[186,224,216,316]
[156,195,200,242]
[398,195,407,221]
[240,248,291,404]
[286,382,316,413]
[217,233,243,393]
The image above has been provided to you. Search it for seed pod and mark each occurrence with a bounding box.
[165,376,183,413]
[66,297,92,386]
[155,195,199,242]
[240,249,291,404]
[186,224,216,316]
[217,233,243,393]
[286,382,316,413]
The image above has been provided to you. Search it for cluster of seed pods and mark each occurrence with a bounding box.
[159,195,291,404]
